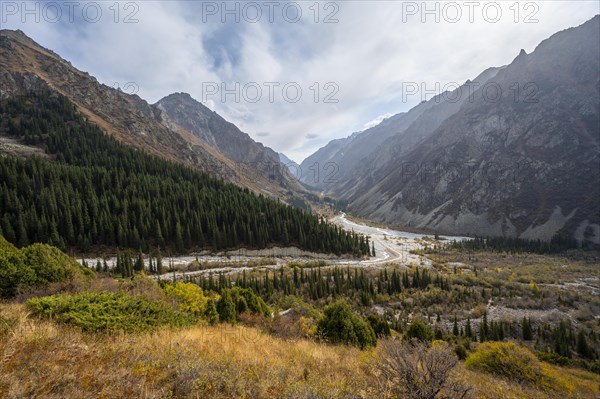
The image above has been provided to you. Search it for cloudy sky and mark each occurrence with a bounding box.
[2,1,598,162]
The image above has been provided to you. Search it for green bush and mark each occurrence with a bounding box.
[26,292,196,333]
[367,313,391,337]
[465,342,554,387]
[455,344,468,360]
[216,287,271,323]
[536,351,571,367]
[23,243,93,283]
[316,300,376,349]
[0,237,92,298]
[0,236,27,297]
[404,319,433,341]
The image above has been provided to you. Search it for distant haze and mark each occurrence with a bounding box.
[3,1,598,161]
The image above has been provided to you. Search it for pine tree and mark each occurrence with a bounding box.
[465,316,473,339]
[156,256,164,275]
[134,252,144,273]
[217,290,236,324]
[522,317,533,341]
[479,312,489,342]
[576,330,592,359]
[204,300,219,325]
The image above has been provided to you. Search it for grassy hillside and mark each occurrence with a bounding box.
[1,302,599,399]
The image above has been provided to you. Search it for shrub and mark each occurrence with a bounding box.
[455,344,468,360]
[26,292,196,332]
[316,300,376,349]
[163,282,208,315]
[465,342,554,387]
[378,339,471,399]
[0,236,27,297]
[226,287,271,317]
[22,243,92,286]
[367,313,391,337]
[536,351,571,367]
[405,319,433,341]
[0,238,92,298]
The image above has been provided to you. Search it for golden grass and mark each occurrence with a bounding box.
[0,303,375,398]
[1,303,599,399]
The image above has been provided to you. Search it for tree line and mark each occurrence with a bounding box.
[445,235,581,254]
[186,265,450,307]
[0,92,371,256]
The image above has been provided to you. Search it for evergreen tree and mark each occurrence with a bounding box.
[217,290,236,323]
[465,316,473,339]
[522,317,533,341]
[577,330,593,359]
[156,256,164,275]
[203,300,219,325]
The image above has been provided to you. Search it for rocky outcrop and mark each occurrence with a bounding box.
[156,93,295,190]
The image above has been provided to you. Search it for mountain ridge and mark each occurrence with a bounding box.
[0,29,300,199]
[301,15,600,244]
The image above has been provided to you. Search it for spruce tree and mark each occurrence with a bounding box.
[217,290,236,323]
[204,300,219,325]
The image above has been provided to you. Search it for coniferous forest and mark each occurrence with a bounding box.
[0,91,371,255]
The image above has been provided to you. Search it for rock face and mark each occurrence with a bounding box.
[0,29,297,197]
[302,16,600,244]
[298,67,502,191]
[156,93,291,189]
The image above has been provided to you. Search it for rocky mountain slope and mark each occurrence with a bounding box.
[0,29,296,198]
[303,16,600,244]
[155,93,294,191]
[298,67,502,191]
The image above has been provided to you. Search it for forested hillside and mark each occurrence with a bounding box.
[0,91,371,256]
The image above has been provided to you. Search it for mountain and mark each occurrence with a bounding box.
[298,67,501,191]
[303,16,600,245]
[155,93,295,192]
[0,29,296,198]
[0,90,372,255]
[278,152,300,178]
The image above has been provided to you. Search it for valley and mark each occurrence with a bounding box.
[0,6,599,399]
[79,212,470,272]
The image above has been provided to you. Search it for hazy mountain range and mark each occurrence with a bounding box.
[300,16,600,244]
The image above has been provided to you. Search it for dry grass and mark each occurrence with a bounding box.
[0,303,375,398]
[1,303,599,399]
[458,364,600,399]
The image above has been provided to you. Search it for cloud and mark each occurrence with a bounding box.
[3,1,598,163]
